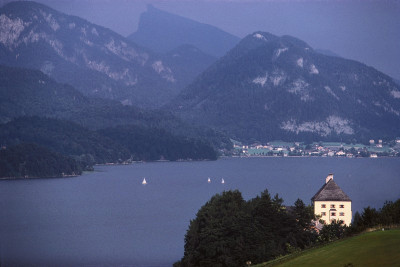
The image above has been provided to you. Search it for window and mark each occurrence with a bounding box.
[339,205,345,208]
[321,204,326,208]
[331,212,336,216]
[321,212,326,216]
[340,212,345,216]
[330,204,335,208]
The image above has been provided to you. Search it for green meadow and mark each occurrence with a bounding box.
[258,229,400,267]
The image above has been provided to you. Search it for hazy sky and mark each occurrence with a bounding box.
[2,0,399,79]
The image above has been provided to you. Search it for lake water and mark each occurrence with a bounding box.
[0,157,399,266]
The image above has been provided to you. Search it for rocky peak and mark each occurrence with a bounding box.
[0,1,182,108]
[170,32,400,142]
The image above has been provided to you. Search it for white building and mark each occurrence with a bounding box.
[335,151,346,156]
[311,174,352,226]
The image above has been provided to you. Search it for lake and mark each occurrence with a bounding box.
[0,157,399,266]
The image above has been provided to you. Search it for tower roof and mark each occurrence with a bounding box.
[312,178,351,202]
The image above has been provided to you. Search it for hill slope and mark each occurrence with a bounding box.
[0,117,131,165]
[258,229,400,267]
[0,64,158,128]
[0,117,218,164]
[0,1,191,108]
[170,32,400,143]
[0,143,83,178]
[128,4,240,58]
[0,64,232,150]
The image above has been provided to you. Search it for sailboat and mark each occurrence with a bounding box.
[208,177,211,183]
[142,178,147,185]
[221,178,225,184]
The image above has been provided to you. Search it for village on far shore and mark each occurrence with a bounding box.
[232,138,400,158]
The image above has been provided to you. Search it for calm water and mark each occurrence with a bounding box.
[0,157,399,266]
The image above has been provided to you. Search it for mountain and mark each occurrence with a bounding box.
[162,44,217,90]
[0,1,189,108]
[315,49,341,58]
[0,64,152,128]
[170,32,400,143]
[0,64,232,150]
[128,4,240,58]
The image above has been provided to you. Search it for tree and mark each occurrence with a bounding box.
[319,220,347,242]
[291,199,317,248]
[181,190,248,267]
[293,199,314,228]
[380,200,400,225]
[178,189,320,266]
[361,207,380,228]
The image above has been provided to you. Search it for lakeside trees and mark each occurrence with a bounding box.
[175,190,317,267]
[175,189,400,267]
[0,143,82,178]
[0,117,219,179]
[348,200,400,234]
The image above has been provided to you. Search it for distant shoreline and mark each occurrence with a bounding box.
[2,156,398,180]
[230,155,398,159]
[0,174,79,181]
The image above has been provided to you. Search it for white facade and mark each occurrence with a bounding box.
[314,200,352,225]
[312,174,352,226]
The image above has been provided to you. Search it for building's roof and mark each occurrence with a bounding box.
[311,179,351,202]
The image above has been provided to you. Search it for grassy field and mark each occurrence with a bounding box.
[257,229,400,267]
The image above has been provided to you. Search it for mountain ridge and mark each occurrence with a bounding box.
[128,4,240,58]
[170,31,400,143]
[0,1,198,108]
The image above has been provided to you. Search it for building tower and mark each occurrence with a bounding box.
[311,174,352,225]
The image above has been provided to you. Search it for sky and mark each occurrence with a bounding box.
[1,0,399,79]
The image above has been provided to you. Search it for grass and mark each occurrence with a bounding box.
[256,229,400,267]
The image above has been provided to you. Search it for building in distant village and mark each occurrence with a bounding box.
[311,174,352,225]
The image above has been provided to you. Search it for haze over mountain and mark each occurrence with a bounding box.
[0,64,232,150]
[162,44,217,90]
[0,1,214,108]
[170,32,400,143]
[128,4,240,58]
[1,1,399,145]
[314,49,341,58]
[0,64,150,128]
[11,0,399,81]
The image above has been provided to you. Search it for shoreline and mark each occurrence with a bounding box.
[2,156,398,180]
[0,174,80,181]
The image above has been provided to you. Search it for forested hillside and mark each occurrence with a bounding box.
[99,125,218,161]
[0,117,219,170]
[0,64,232,151]
[0,143,82,178]
[0,117,131,166]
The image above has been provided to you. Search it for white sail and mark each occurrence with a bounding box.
[221,178,225,184]
[208,177,211,183]
[142,178,147,185]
